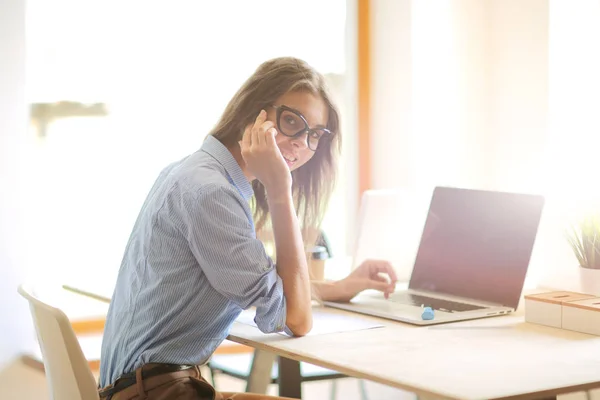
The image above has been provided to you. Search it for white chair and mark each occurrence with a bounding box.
[18,284,100,400]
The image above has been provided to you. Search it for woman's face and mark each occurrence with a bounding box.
[266,91,329,171]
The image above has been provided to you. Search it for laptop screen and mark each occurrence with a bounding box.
[408,187,545,309]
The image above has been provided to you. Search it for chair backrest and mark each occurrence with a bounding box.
[17,284,100,400]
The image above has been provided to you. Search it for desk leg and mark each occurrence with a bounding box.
[246,350,276,394]
[277,356,302,399]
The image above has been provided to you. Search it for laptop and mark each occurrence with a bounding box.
[324,186,545,325]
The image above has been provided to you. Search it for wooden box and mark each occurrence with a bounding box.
[562,297,600,336]
[524,291,597,328]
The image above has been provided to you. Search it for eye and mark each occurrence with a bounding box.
[309,131,321,139]
[279,110,305,134]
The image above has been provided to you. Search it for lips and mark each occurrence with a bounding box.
[282,153,297,168]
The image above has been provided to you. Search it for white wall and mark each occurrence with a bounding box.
[487,0,549,193]
[410,0,495,191]
[24,0,352,288]
[0,0,34,368]
[371,0,413,189]
[369,0,565,286]
[371,0,549,192]
[536,0,600,290]
[546,0,600,200]
[341,0,361,254]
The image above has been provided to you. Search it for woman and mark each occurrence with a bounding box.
[98,57,397,400]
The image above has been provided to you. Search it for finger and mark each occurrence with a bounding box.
[264,126,278,148]
[368,260,398,283]
[258,119,275,144]
[371,275,388,283]
[262,123,277,148]
[252,110,266,147]
[241,123,253,150]
[366,279,396,294]
[372,275,393,299]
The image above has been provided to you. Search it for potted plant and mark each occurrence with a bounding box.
[566,211,600,295]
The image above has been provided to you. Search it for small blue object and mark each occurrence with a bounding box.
[421,306,434,320]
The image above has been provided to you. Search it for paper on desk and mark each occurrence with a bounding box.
[235,307,384,336]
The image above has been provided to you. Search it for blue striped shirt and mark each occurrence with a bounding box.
[99,135,289,387]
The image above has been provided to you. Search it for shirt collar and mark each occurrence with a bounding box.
[201,135,254,201]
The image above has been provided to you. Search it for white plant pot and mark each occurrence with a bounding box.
[579,265,600,296]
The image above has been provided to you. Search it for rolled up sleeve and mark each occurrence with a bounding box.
[181,183,289,334]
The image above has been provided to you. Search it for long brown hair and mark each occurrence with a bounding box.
[210,57,341,242]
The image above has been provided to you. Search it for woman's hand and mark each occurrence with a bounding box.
[322,259,398,303]
[239,110,291,197]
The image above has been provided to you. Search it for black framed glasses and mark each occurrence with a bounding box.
[270,105,332,151]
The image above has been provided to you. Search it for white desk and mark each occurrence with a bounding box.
[227,304,600,400]
[62,274,600,400]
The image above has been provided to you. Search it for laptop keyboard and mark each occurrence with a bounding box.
[388,293,486,313]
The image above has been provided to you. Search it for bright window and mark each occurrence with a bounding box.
[25,0,353,287]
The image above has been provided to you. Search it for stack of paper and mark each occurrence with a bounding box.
[235,307,384,336]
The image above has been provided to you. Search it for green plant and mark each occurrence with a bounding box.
[566,212,600,270]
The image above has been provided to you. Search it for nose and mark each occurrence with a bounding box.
[290,131,309,149]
